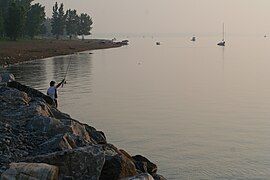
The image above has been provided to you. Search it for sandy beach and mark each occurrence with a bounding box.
[0,39,126,66]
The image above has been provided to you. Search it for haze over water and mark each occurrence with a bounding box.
[3,35,270,179]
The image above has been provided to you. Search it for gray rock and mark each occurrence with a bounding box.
[132,155,157,175]
[0,87,30,106]
[25,146,105,180]
[121,173,154,180]
[152,174,167,180]
[38,133,75,154]
[100,153,137,180]
[1,162,59,180]
[85,124,107,144]
[1,73,15,83]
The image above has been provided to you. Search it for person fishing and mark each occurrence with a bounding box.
[47,55,72,108]
[47,79,65,108]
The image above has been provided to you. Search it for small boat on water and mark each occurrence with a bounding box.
[264,35,267,38]
[217,40,225,46]
[191,36,196,42]
[121,40,129,45]
[217,23,225,46]
[156,42,161,45]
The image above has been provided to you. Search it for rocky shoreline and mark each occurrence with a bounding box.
[0,81,165,180]
[0,39,128,66]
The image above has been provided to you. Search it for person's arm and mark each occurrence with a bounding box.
[56,79,65,88]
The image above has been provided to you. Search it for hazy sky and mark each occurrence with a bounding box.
[35,0,270,35]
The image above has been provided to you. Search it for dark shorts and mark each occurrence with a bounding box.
[54,99,58,108]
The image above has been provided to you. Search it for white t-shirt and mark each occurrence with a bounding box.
[47,86,57,100]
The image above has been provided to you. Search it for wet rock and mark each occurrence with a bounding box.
[102,144,120,157]
[121,173,154,180]
[132,155,157,175]
[1,162,59,180]
[152,174,167,180]
[25,146,105,180]
[100,153,137,180]
[85,124,107,144]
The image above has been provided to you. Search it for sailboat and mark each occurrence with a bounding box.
[217,23,225,46]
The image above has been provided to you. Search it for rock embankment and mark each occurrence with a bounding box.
[0,81,166,180]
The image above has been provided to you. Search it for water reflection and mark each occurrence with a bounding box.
[222,47,225,72]
[0,52,93,95]
[3,60,47,88]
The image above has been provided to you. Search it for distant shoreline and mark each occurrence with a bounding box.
[0,39,127,66]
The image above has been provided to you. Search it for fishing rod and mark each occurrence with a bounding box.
[62,55,72,87]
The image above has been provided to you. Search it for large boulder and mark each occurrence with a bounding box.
[132,155,157,175]
[0,87,30,106]
[85,124,107,144]
[100,153,137,180]
[25,146,105,180]
[26,116,92,143]
[37,133,75,154]
[1,162,59,180]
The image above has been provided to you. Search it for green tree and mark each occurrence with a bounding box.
[0,10,4,37]
[0,0,11,36]
[5,2,24,40]
[17,0,33,7]
[25,3,45,38]
[40,23,47,37]
[51,2,65,39]
[51,2,58,38]
[78,13,92,40]
[0,0,10,16]
[17,0,33,37]
[65,9,79,39]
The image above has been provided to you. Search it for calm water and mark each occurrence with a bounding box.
[2,36,270,179]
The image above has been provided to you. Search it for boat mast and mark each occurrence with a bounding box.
[222,23,225,41]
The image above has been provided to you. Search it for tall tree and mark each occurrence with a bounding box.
[51,2,58,38]
[16,0,32,8]
[17,0,33,37]
[65,9,79,39]
[0,10,4,37]
[25,3,45,38]
[0,0,10,16]
[5,2,24,40]
[78,13,92,40]
[51,2,65,39]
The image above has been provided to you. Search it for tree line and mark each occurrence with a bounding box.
[0,0,93,40]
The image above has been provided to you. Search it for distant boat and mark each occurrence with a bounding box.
[156,42,161,45]
[191,36,196,42]
[121,40,129,45]
[264,35,267,38]
[217,23,225,46]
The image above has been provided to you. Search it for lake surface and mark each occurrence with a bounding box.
[3,36,270,179]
